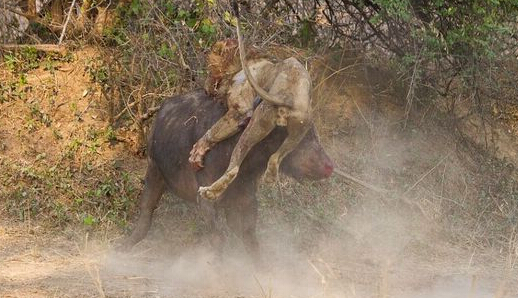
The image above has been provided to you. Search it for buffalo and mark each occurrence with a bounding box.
[120,90,334,257]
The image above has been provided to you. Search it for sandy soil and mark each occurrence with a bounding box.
[1,215,516,298]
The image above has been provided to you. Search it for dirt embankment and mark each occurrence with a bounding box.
[0,47,145,230]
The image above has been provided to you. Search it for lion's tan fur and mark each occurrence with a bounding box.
[204,39,270,104]
[193,24,313,201]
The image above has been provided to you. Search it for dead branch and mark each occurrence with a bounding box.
[113,102,160,122]
[403,49,422,129]
[58,0,78,45]
[112,95,137,122]
[1,5,36,20]
[403,152,452,195]
[140,106,160,121]
[1,5,63,32]
[0,44,67,54]
[334,168,388,194]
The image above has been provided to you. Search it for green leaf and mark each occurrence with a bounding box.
[200,18,215,35]
[223,11,237,26]
[177,9,189,19]
[83,214,96,226]
[158,43,175,59]
[186,18,197,28]
[18,74,28,86]
[130,0,141,15]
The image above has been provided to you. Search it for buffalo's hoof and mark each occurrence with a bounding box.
[198,186,219,201]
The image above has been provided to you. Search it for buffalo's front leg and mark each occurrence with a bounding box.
[198,102,277,200]
[116,160,165,250]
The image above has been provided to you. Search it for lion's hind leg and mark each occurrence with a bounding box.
[198,102,277,200]
[263,118,310,183]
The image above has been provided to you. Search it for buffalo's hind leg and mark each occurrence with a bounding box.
[199,199,225,254]
[117,160,165,251]
[225,189,260,262]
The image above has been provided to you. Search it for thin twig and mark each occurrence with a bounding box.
[75,233,106,298]
[113,100,138,122]
[183,116,198,126]
[334,168,388,194]
[403,50,422,129]
[140,106,160,121]
[403,152,452,195]
[153,6,190,72]
[313,64,359,90]
[0,5,62,32]
[352,98,372,131]
[59,0,77,45]
[308,259,326,286]
[253,275,269,298]
[1,5,35,19]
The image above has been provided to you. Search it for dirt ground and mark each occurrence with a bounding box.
[1,47,518,297]
[0,215,516,298]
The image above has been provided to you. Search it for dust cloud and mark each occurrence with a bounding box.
[101,96,517,297]
[102,199,513,298]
